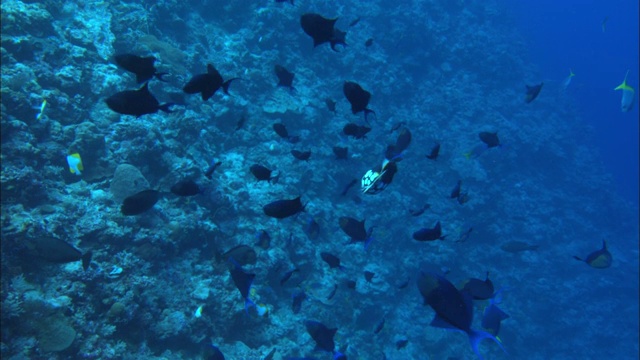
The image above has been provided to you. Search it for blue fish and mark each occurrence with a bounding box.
[481,289,510,337]
[228,258,256,313]
[417,272,504,360]
[305,217,321,240]
[573,239,612,269]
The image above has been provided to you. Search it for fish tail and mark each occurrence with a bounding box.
[159,103,174,113]
[155,72,169,82]
[222,78,240,95]
[469,329,506,360]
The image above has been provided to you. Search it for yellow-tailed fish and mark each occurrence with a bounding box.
[36,99,47,120]
[561,69,575,90]
[194,305,203,318]
[66,153,83,175]
[614,70,635,112]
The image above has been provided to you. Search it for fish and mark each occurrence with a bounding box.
[614,70,635,112]
[255,230,271,249]
[413,221,447,241]
[339,216,374,248]
[223,245,257,266]
[304,320,340,354]
[121,189,161,216]
[35,98,47,120]
[450,180,462,199]
[500,241,539,253]
[426,143,440,160]
[364,271,375,283]
[320,252,344,270]
[280,268,299,286]
[250,164,278,183]
[263,196,305,219]
[343,123,371,139]
[463,143,489,160]
[396,339,408,350]
[373,317,385,334]
[66,153,83,175]
[170,179,201,196]
[561,69,575,91]
[263,348,277,360]
[325,98,337,114]
[304,217,320,240]
[385,127,412,161]
[525,82,543,103]
[114,54,167,83]
[416,272,504,359]
[481,290,509,337]
[228,258,256,313]
[364,38,374,47]
[292,291,307,314]
[209,344,226,360]
[343,81,376,123]
[573,239,613,269]
[235,114,247,131]
[300,13,347,52]
[601,16,609,32]
[461,272,494,300]
[273,123,300,143]
[479,132,500,148]
[346,280,357,290]
[327,284,338,300]
[291,150,311,161]
[456,227,473,243]
[333,146,348,160]
[349,17,361,27]
[409,204,430,217]
[29,236,92,271]
[275,65,295,91]
[183,64,239,101]
[341,179,358,196]
[204,160,222,180]
[105,83,174,117]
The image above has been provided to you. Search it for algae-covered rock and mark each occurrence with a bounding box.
[109,164,150,203]
[37,314,76,352]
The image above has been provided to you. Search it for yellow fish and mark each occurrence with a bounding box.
[66,153,83,175]
[614,70,635,112]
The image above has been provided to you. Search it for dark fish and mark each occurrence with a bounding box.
[456,227,473,243]
[346,280,357,290]
[364,271,375,283]
[105,83,173,117]
[479,132,500,148]
[409,204,430,217]
[426,143,440,160]
[482,292,509,336]
[325,98,337,114]
[205,160,222,180]
[339,216,373,248]
[183,64,238,101]
[417,272,503,358]
[275,65,295,91]
[300,13,347,52]
[291,150,311,161]
[209,344,226,360]
[388,122,406,134]
[114,54,167,83]
[223,245,257,266]
[343,81,376,123]
[333,146,348,160]
[343,123,371,139]
[500,241,539,253]
[29,236,92,271]
[121,189,161,216]
[573,239,612,269]
[385,127,412,161]
[273,123,300,143]
[263,196,305,219]
[364,38,374,47]
[229,259,256,312]
[396,339,408,350]
[321,252,343,269]
[462,272,494,300]
[327,284,338,300]
[412,221,446,241]
[304,320,337,353]
[349,17,361,27]
[450,180,462,199]
[256,230,271,249]
[525,82,543,103]
[292,291,307,314]
[304,217,320,240]
[280,268,299,286]
[170,179,201,196]
[457,192,470,205]
[235,114,247,131]
[341,179,358,196]
[373,317,385,334]
[263,348,277,360]
[250,164,278,183]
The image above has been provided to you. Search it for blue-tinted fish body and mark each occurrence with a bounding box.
[573,239,612,268]
[228,258,256,313]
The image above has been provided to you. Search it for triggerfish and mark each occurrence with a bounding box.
[120,189,160,216]
[66,153,83,175]
[525,82,543,103]
[304,320,346,359]
[343,81,376,123]
[300,13,347,52]
[417,272,505,360]
[339,216,374,248]
[573,239,612,269]
[461,272,494,300]
[105,83,174,117]
[183,64,239,101]
[263,196,305,219]
[481,289,510,337]
[614,70,635,112]
[229,258,256,313]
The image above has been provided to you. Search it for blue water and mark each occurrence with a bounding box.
[507,0,640,206]
[1,1,638,359]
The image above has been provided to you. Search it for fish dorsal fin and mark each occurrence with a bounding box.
[207,64,216,74]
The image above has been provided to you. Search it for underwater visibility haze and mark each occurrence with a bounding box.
[1,0,638,359]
